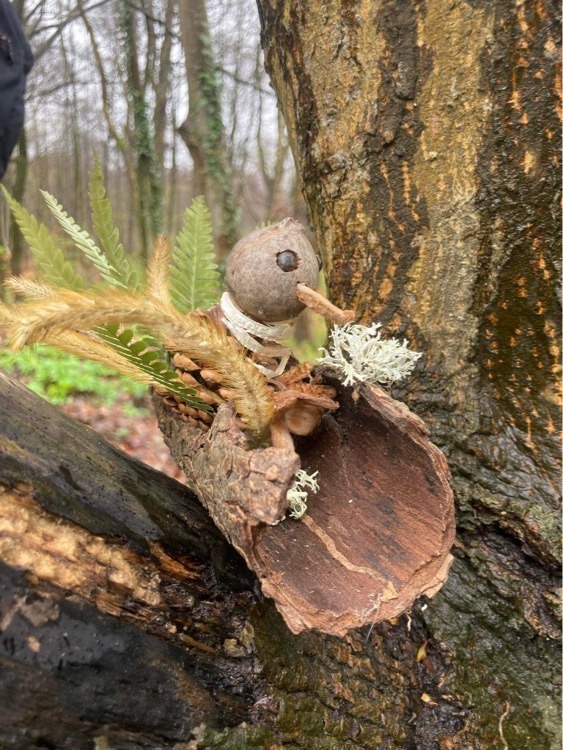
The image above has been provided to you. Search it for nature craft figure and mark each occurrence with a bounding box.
[0,168,455,636]
[0,171,421,519]
[214,219,422,462]
[0,173,418,458]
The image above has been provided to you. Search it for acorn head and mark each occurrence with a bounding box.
[226,218,320,323]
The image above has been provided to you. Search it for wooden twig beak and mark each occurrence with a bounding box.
[296,283,355,326]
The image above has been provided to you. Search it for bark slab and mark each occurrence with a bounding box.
[154,375,455,635]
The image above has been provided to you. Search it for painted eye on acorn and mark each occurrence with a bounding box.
[276,250,299,272]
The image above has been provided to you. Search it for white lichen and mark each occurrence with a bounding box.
[316,322,421,388]
[286,469,319,520]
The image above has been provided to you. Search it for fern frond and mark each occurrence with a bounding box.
[170,196,220,313]
[40,190,128,289]
[88,157,138,289]
[4,276,54,299]
[146,235,171,304]
[1,186,82,289]
[95,324,211,410]
[1,286,273,434]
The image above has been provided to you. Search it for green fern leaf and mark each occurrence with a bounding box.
[95,324,211,411]
[1,186,82,289]
[40,190,129,289]
[170,196,220,313]
[88,157,138,289]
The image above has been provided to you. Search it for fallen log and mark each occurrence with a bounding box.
[0,371,262,747]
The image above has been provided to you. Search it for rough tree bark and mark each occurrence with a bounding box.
[253,0,562,747]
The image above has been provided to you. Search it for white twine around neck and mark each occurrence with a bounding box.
[220,292,293,378]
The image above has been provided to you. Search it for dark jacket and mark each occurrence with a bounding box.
[0,0,33,177]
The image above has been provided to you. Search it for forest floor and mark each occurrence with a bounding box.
[0,339,187,483]
[62,395,186,482]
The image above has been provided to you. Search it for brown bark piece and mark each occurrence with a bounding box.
[154,395,300,532]
[154,375,455,636]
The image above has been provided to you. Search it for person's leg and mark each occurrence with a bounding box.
[0,125,21,180]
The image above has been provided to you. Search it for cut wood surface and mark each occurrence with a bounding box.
[154,374,455,635]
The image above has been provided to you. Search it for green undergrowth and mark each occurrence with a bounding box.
[0,344,147,412]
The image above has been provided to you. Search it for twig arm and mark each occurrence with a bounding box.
[296,283,355,326]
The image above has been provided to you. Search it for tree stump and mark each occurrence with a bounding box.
[154,375,455,635]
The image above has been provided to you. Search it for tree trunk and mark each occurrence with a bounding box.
[177,0,239,258]
[6,0,29,279]
[120,1,163,261]
[7,128,28,278]
[153,0,176,175]
[77,0,138,228]
[253,0,562,747]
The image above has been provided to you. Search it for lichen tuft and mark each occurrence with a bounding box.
[316,322,421,387]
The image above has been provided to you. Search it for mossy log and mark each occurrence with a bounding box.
[154,376,455,636]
